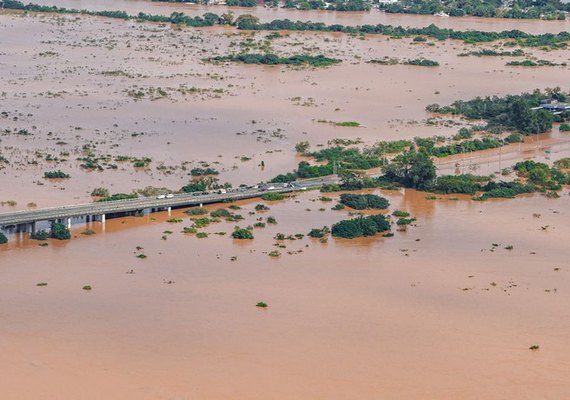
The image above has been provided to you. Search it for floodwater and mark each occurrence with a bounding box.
[1,10,569,209]
[1,189,570,399]
[30,0,570,34]
[1,4,570,399]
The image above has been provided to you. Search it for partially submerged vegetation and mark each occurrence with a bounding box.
[3,2,570,49]
[232,228,254,239]
[43,170,70,179]
[339,194,390,210]
[208,54,341,67]
[427,89,568,135]
[368,57,439,67]
[50,223,71,240]
[331,214,391,239]
[458,49,525,57]
[506,59,565,67]
[380,0,569,20]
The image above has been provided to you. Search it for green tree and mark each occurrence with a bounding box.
[383,148,436,189]
[235,14,260,29]
[0,232,8,244]
[338,169,364,188]
[50,223,71,240]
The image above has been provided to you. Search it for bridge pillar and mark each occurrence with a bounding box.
[66,218,71,229]
[30,222,36,235]
[199,203,203,207]
[167,207,171,215]
[86,215,90,223]
[101,214,106,223]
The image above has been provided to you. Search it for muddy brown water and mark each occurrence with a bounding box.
[1,189,570,399]
[1,6,570,399]
[29,0,570,34]
[1,10,569,209]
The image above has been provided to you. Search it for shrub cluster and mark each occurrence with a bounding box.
[331,215,390,239]
[339,194,390,210]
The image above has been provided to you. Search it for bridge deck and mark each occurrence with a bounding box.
[0,187,301,227]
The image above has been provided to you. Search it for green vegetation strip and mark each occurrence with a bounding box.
[2,2,570,49]
[380,0,568,20]
[208,54,340,67]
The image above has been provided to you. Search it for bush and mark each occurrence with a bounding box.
[560,123,570,131]
[505,133,524,143]
[44,170,70,179]
[190,167,219,176]
[96,193,137,202]
[331,215,390,239]
[335,121,361,127]
[91,187,110,197]
[50,223,71,240]
[404,58,439,67]
[339,193,389,210]
[476,181,535,200]
[392,210,410,217]
[308,226,329,238]
[261,193,285,201]
[295,141,310,154]
[186,207,208,215]
[31,230,49,240]
[431,174,490,195]
[232,228,254,239]
[210,208,231,218]
[181,179,208,193]
[0,232,7,244]
[191,217,211,228]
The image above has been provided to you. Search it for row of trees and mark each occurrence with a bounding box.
[208,53,340,67]
[3,2,570,49]
[381,0,568,20]
[283,0,370,11]
[150,0,570,18]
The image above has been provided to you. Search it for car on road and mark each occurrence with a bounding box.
[166,194,174,199]
[156,194,166,199]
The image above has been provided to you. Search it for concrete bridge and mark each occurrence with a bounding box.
[0,179,330,235]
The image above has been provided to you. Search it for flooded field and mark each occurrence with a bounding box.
[1,2,570,399]
[1,10,570,208]
[29,0,570,34]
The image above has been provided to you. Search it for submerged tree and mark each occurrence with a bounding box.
[383,148,436,189]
